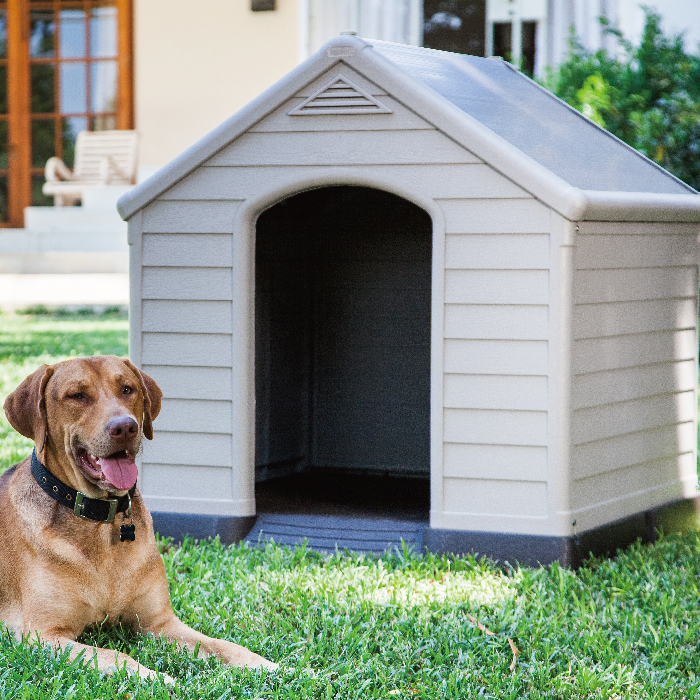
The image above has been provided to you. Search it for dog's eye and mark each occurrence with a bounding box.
[68,392,84,401]
[122,386,134,395]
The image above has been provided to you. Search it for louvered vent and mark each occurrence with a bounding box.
[288,74,392,116]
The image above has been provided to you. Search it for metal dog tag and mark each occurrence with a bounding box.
[120,494,135,541]
[120,523,135,542]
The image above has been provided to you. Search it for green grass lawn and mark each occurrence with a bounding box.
[1,312,700,698]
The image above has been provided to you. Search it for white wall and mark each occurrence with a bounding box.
[305,0,422,57]
[547,0,700,67]
[134,0,300,172]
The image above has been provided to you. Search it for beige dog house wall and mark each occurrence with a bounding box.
[118,35,700,565]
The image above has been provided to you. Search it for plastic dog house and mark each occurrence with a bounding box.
[118,36,700,565]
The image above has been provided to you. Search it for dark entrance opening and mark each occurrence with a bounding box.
[254,186,432,522]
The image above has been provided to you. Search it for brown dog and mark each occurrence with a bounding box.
[2,355,276,682]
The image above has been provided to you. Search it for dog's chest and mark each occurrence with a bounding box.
[44,530,153,620]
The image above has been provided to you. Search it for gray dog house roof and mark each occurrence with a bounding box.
[118,35,700,222]
[371,41,692,195]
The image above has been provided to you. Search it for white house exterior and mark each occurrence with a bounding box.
[119,36,700,565]
[132,0,700,182]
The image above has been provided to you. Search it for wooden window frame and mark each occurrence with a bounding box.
[4,0,132,227]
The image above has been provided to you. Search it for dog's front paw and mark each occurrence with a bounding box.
[258,658,279,671]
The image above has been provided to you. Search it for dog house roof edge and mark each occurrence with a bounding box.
[117,35,700,223]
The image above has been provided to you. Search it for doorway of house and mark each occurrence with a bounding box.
[254,186,432,523]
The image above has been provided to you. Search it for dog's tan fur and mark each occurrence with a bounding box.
[2,355,275,682]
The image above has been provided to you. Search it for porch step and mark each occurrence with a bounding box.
[245,513,427,555]
[0,251,128,274]
[0,229,127,253]
[0,273,129,311]
[24,205,127,235]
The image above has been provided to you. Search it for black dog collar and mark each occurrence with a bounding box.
[31,449,136,524]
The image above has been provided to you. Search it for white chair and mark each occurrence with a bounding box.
[43,130,139,206]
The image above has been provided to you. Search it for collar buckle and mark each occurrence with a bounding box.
[74,492,118,523]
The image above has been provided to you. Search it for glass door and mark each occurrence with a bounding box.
[2,0,132,227]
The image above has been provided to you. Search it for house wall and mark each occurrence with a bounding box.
[547,0,700,66]
[569,221,699,533]
[134,0,300,175]
[129,62,562,535]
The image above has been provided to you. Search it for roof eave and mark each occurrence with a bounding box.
[571,190,700,222]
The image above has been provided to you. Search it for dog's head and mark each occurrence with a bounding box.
[4,356,162,495]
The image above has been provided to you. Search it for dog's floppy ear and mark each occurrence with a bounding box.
[123,359,162,440]
[3,364,55,452]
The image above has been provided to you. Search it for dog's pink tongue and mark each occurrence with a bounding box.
[99,455,138,490]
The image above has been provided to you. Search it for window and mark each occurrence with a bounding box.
[492,20,538,77]
[1,0,132,226]
[423,0,486,56]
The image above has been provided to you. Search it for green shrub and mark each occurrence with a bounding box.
[545,9,700,190]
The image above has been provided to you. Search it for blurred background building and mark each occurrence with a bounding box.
[0,0,697,228]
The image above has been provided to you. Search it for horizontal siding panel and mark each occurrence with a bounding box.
[446,234,549,269]
[446,270,549,305]
[443,478,547,517]
[570,453,695,511]
[142,267,232,300]
[251,96,434,131]
[444,408,548,446]
[572,391,695,445]
[156,399,231,433]
[142,233,233,267]
[578,221,699,237]
[574,267,697,304]
[572,360,696,410]
[445,374,548,411]
[141,464,232,500]
[575,234,697,269]
[573,297,697,339]
[141,365,232,400]
[160,163,528,201]
[571,421,696,479]
[207,130,481,166]
[142,333,232,367]
[141,431,232,467]
[142,200,240,233]
[445,339,548,375]
[440,199,550,234]
[142,300,232,334]
[444,443,547,481]
[573,328,696,374]
[444,304,548,340]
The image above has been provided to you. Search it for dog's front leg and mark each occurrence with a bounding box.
[147,613,278,670]
[41,630,175,684]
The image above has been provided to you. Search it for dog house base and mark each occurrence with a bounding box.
[150,496,700,567]
[150,513,257,546]
[427,496,700,568]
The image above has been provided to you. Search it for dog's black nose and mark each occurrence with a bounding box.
[107,416,139,439]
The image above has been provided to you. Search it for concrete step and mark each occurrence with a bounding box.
[246,513,427,555]
[0,252,128,274]
[24,206,127,235]
[0,229,128,253]
[0,273,129,311]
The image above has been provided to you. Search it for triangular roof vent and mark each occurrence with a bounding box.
[288,74,392,116]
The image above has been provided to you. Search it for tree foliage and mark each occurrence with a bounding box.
[545,9,700,190]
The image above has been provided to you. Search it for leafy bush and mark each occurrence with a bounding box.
[545,9,700,190]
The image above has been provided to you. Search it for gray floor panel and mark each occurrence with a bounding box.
[245,513,427,554]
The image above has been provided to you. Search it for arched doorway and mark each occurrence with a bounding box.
[254,186,431,522]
